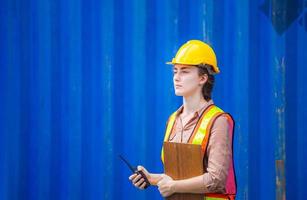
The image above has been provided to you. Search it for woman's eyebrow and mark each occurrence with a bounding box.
[173,67,190,70]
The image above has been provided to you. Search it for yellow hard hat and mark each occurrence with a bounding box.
[166,40,220,74]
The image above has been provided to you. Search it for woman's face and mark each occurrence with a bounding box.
[173,64,207,97]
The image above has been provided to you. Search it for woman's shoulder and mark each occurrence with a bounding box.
[211,104,234,120]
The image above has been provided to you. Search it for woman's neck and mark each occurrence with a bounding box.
[182,93,208,116]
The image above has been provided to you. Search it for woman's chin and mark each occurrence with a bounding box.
[174,91,184,96]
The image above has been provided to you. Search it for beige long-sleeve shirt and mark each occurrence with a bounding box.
[168,100,231,193]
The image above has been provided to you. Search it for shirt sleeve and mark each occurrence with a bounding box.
[202,114,231,193]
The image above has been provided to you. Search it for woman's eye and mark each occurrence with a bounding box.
[182,71,189,73]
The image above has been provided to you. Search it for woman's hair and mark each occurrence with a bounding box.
[197,64,215,101]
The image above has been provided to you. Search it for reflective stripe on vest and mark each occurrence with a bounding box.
[160,105,236,199]
[161,111,177,163]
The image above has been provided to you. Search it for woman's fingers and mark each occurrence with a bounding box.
[129,173,146,189]
[158,187,169,198]
[135,178,145,187]
[129,173,137,180]
[139,181,147,189]
[132,174,142,184]
[128,166,151,189]
[158,187,166,197]
[137,165,147,174]
[129,173,146,188]
[137,166,149,176]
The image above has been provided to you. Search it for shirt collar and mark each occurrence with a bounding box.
[175,99,214,117]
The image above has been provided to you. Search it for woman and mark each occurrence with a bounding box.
[129,40,236,199]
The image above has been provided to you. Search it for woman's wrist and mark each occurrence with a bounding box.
[170,180,179,193]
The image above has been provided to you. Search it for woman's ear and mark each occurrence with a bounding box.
[199,74,208,86]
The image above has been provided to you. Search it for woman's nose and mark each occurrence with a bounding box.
[173,73,180,82]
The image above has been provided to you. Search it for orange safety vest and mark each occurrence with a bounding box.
[161,104,237,200]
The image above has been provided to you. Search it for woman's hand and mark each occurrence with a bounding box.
[128,166,151,189]
[157,174,176,197]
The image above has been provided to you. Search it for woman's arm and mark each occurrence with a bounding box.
[172,174,205,193]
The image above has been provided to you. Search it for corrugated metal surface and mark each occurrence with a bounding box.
[1,0,307,199]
